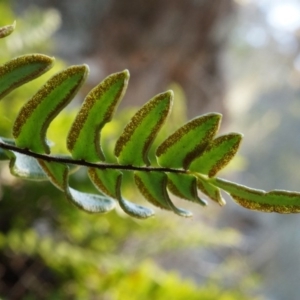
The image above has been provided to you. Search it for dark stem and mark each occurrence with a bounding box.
[0,141,186,174]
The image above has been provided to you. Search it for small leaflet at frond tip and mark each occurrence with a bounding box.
[0,21,16,38]
[211,177,300,213]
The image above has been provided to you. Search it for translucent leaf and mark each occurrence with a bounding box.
[196,175,225,206]
[38,161,115,213]
[9,152,47,180]
[211,177,300,213]
[0,54,54,99]
[156,113,221,169]
[167,173,207,206]
[115,91,173,166]
[189,133,242,177]
[67,70,129,162]
[88,168,122,199]
[88,168,154,219]
[38,159,67,190]
[134,171,169,210]
[134,171,192,217]
[0,21,15,38]
[13,65,88,154]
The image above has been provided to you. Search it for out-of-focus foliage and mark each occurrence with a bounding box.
[223,2,300,299]
[0,177,259,299]
[0,3,261,299]
[0,2,64,140]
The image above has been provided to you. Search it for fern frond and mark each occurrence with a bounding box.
[1,23,300,218]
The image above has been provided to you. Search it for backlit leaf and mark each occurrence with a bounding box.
[88,168,121,199]
[156,114,221,169]
[211,177,300,213]
[0,21,15,38]
[189,133,242,177]
[0,54,54,99]
[135,171,192,217]
[167,173,207,206]
[67,70,129,162]
[115,91,173,166]
[13,65,88,153]
[38,159,67,190]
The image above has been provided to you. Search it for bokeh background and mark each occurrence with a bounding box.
[1,0,300,299]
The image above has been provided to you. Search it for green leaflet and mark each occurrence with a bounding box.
[196,174,225,206]
[189,133,242,177]
[0,21,15,38]
[134,171,192,217]
[114,91,173,166]
[88,168,121,198]
[38,160,116,213]
[156,114,221,169]
[67,70,129,162]
[88,168,154,219]
[211,177,300,213]
[13,65,88,154]
[38,160,67,190]
[134,171,170,210]
[0,54,54,100]
[167,173,207,206]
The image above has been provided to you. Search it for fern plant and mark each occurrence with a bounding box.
[1,22,299,219]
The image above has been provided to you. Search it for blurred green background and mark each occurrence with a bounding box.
[1,0,300,299]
